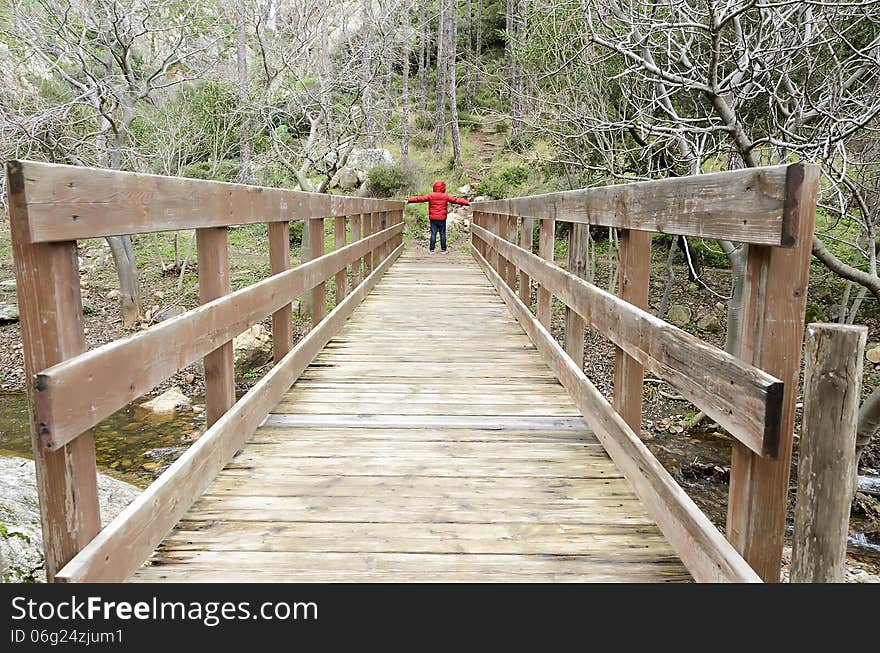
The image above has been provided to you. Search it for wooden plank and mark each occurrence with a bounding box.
[727,163,819,582]
[791,323,866,583]
[6,161,101,582]
[16,160,404,241]
[472,165,792,246]
[334,216,347,302]
[519,217,534,306]
[262,415,588,430]
[54,241,404,582]
[32,222,403,450]
[196,227,235,426]
[564,223,588,368]
[268,221,292,363]
[613,229,651,433]
[473,223,782,456]
[537,218,554,326]
[308,218,327,327]
[471,243,760,582]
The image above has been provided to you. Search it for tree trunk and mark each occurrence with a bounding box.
[236,0,250,184]
[447,0,462,167]
[720,241,748,356]
[107,235,143,327]
[464,0,473,110]
[361,0,376,148]
[401,3,411,165]
[418,0,428,114]
[433,0,448,155]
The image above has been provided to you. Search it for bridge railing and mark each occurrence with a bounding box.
[471,163,819,582]
[5,160,405,582]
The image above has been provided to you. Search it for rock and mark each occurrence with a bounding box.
[447,211,464,227]
[82,299,95,314]
[334,167,360,190]
[156,306,186,322]
[0,303,20,323]
[137,387,192,422]
[0,279,16,289]
[0,455,139,583]
[696,313,721,333]
[184,373,196,384]
[472,195,492,203]
[106,289,120,300]
[866,346,880,364]
[458,184,472,196]
[347,147,394,174]
[233,324,273,371]
[667,304,692,327]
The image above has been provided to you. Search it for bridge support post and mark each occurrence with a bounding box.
[197,226,236,426]
[505,216,518,289]
[308,217,327,327]
[268,221,293,363]
[351,214,363,285]
[537,217,555,327]
[519,217,534,307]
[334,216,348,303]
[564,223,589,369]
[7,162,102,581]
[727,163,819,582]
[613,229,651,433]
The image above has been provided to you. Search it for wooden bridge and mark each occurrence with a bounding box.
[6,160,818,583]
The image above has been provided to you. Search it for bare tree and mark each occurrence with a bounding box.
[401,1,412,165]
[2,0,221,326]
[237,0,251,183]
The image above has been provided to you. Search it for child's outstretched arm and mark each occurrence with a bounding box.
[447,195,470,206]
[407,194,431,203]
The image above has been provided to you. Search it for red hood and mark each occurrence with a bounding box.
[433,180,446,193]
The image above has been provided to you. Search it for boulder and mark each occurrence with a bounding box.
[106,289,120,300]
[696,313,721,333]
[334,167,360,190]
[233,323,273,371]
[0,456,140,583]
[472,195,492,203]
[866,346,880,364]
[0,303,19,323]
[156,306,186,322]
[347,147,394,174]
[138,386,192,421]
[447,211,464,227]
[667,304,692,327]
[458,184,472,196]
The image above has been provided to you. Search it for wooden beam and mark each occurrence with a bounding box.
[537,218,555,327]
[196,227,235,426]
[15,160,404,242]
[613,229,652,433]
[472,165,792,246]
[54,242,405,583]
[334,216,347,303]
[506,216,518,290]
[473,223,782,457]
[268,221,292,363]
[32,223,403,449]
[791,323,866,583]
[308,218,327,327]
[727,162,819,581]
[364,213,374,275]
[6,161,101,582]
[564,223,588,369]
[351,214,363,286]
[519,217,534,308]
[471,243,760,583]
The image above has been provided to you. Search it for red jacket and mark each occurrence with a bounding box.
[407,181,469,221]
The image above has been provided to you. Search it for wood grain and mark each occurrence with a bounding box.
[268,221,292,363]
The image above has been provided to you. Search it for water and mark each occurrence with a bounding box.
[0,391,205,489]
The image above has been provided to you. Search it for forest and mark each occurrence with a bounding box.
[1,0,880,583]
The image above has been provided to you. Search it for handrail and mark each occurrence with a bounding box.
[471,162,819,581]
[6,159,406,581]
[473,165,795,246]
[11,160,402,242]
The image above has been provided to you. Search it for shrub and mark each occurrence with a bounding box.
[183,160,239,182]
[474,163,530,199]
[504,134,535,153]
[494,119,510,134]
[366,164,415,198]
[414,113,435,131]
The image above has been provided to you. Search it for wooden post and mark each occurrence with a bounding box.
[334,216,347,302]
[365,212,375,274]
[537,217,555,327]
[380,210,388,261]
[727,163,819,582]
[197,227,236,426]
[564,223,589,369]
[791,323,866,583]
[351,214,363,286]
[268,221,292,363]
[308,217,327,327]
[506,216,518,289]
[519,217,534,307]
[7,162,101,581]
[613,229,652,433]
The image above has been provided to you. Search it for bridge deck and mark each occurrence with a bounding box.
[131,251,690,582]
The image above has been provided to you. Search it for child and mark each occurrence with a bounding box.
[407,180,470,254]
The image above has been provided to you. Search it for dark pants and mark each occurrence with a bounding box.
[429,219,447,251]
